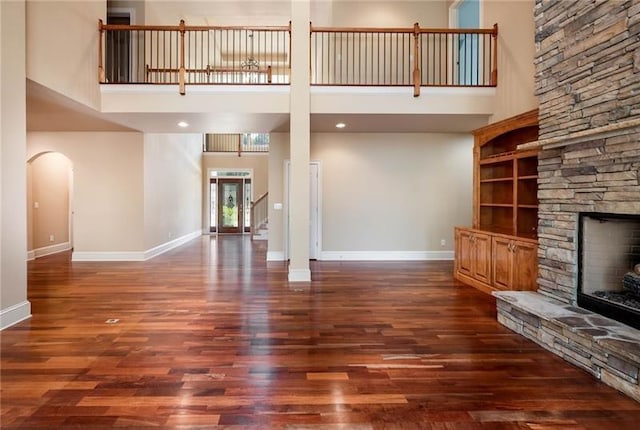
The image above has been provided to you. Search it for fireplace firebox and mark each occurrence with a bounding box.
[578,212,640,329]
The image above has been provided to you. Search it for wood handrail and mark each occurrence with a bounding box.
[310,25,497,35]
[253,192,269,207]
[100,23,290,32]
[250,192,269,241]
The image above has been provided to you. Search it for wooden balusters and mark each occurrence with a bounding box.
[491,23,499,86]
[178,20,186,95]
[413,22,421,97]
[98,19,105,83]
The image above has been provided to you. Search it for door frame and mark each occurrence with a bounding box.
[206,168,254,235]
[217,178,244,234]
[106,7,137,83]
[448,0,484,85]
[283,160,322,261]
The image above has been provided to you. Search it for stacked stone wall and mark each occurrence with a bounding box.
[535,0,640,140]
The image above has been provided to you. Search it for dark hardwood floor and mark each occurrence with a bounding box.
[2,235,639,429]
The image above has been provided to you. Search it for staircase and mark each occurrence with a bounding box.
[251,192,269,241]
[253,221,268,241]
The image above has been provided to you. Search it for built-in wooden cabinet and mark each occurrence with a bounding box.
[455,110,540,294]
[455,227,538,294]
[491,235,537,291]
[455,228,491,285]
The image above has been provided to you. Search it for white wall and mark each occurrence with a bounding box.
[268,132,473,259]
[26,0,104,110]
[330,1,448,27]
[144,133,203,249]
[311,132,473,256]
[27,132,145,254]
[483,0,538,122]
[267,132,289,259]
[1,0,30,329]
[144,0,291,26]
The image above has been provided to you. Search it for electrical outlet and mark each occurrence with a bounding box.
[49,235,55,242]
[440,239,446,247]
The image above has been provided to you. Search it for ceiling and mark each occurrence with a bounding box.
[26,80,489,134]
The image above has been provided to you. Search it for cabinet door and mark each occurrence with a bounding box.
[512,240,538,290]
[456,229,474,278]
[492,237,513,290]
[473,232,492,284]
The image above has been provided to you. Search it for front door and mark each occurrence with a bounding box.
[218,179,244,234]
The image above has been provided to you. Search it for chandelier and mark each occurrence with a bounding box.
[241,31,259,71]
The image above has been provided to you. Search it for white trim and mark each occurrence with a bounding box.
[288,269,311,282]
[101,84,290,94]
[144,230,202,260]
[29,242,72,260]
[1,301,32,330]
[319,251,454,261]
[72,231,201,262]
[267,251,285,261]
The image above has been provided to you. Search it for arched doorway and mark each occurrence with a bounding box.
[26,152,74,259]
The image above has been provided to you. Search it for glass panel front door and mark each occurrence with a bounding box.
[218,179,243,233]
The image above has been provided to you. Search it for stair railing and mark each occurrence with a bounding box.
[250,192,269,240]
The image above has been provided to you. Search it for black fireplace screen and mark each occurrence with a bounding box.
[578,212,640,329]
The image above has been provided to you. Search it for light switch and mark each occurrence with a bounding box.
[274,203,283,210]
[34,201,39,209]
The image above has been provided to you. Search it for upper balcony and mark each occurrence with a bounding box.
[98,20,498,132]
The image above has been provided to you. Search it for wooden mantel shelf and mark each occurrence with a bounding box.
[518,116,640,151]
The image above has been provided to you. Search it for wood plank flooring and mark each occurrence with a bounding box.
[2,235,640,429]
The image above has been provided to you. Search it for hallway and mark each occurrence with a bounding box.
[2,235,639,428]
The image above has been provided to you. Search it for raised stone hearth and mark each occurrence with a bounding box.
[495,0,640,403]
[494,291,640,402]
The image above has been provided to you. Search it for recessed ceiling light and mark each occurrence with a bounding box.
[178,121,189,128]
[335,122,346,129]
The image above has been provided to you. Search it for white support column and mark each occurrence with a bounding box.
[288,0,311,282]
[1,0,30,329]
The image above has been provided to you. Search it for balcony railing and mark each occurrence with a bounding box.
[99,20,291,94]
[99,20,497,96]
[311,23,498,95]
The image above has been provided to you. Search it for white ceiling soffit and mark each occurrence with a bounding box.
[26,80,136,132]
[26,80,489,134]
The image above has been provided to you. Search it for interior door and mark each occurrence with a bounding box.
[309,163,319,259]
[456,0,479,85]
[106,14,131,83]
[218,179,244,234]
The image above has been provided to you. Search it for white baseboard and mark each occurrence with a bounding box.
[267,251,285,261]
[28,242,72,261]
[144,230,202,260]
[288,268,311,282]
[1,301,31,330]
[72,231,202,262]
[319,250,454,261]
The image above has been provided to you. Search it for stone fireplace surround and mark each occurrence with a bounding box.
[494,118,640,402]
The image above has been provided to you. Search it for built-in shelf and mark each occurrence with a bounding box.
[480,177,513,183]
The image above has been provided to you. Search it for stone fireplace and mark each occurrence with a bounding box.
[494,0,640,402]
[578,212,640,329]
